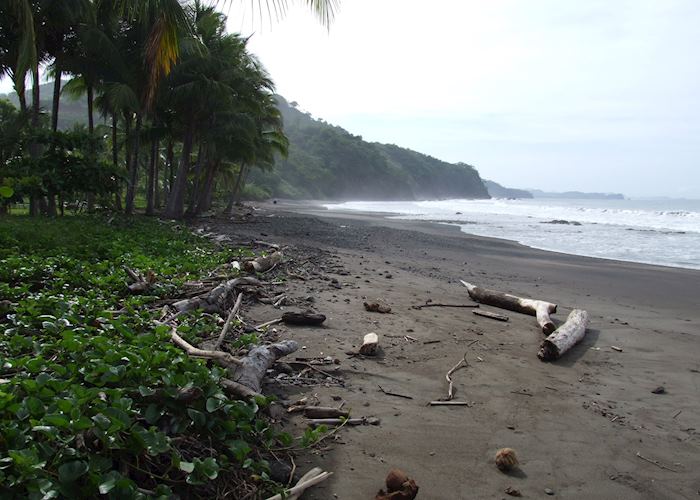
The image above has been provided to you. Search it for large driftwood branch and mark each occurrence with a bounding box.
[460,280,557,334]
[170,328,298,396]
[230,340,299,394]
[538,309,589,361]
[173,277,261,314]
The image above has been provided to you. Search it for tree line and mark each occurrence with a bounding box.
[0,0,338,218]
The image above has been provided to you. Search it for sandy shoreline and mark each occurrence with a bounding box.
[206,202,699,499]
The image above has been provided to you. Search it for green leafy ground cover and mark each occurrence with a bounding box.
[0,216,290,498]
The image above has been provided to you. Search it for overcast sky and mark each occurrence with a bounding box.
[3,0,699,198]
[226,0,700,198]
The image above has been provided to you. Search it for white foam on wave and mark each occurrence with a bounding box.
[325,198,700,269]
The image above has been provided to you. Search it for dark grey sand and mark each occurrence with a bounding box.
[207,202,700,499]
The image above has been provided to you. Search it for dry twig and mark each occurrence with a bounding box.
[635,451,678,472]
[213,293,244,350]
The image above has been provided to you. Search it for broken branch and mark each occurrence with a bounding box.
[213,292,244,350]
[473,310,509,322]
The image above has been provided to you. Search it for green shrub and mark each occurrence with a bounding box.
[0,216,284,498]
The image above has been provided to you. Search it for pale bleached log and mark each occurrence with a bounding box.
[359,332,379,355]
[460,280,557,334]
[244,251,283,273]
[173,277,261,313]
[538,309,589,361]
[230,340,299,393]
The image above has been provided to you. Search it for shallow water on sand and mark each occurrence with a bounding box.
[325,198,700,270]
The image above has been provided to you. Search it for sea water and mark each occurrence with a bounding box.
[324,198,700,270]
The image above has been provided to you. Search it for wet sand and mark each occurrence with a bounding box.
[208,202,700,499]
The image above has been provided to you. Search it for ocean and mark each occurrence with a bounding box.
[324,198,700,270]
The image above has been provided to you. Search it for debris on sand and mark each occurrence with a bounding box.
[376,469,419,500]
[360,332,380,355]
[495,448,519,472]
[364,301,392,313]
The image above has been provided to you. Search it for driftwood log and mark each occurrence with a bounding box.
[538,309,589,361]
[173,277,261,313]
[281,311,326,326]
[230,340,299,393]
[170,328,298,397]
[460,280,557,334]
[244,251,283,273]
[360,332,379,355]
[304,406,349,419]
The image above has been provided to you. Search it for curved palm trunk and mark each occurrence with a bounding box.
[86,84,95,212]
[87,84,95,134]
[51,66,62,132]
[165,138,174,196]
[17,88,27,116]
[225,163,247,215]
[194,158,217,215]
[154,155,161,209]
[146,138,159,215]
[46,69,63,216]
[164,124,194,219]
[29,66,42,216]
[112,113,122,211]
[186,142,205,216]
[125,113,143,215]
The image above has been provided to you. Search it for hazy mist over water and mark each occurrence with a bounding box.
[326,198,700,270]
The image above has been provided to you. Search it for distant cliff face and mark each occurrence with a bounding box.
[247,96,490,200]
[483,180,533,199]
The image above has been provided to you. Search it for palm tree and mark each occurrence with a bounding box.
[1,1,36,116]
[42,0,89,132]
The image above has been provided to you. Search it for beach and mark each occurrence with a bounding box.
[205,202,700,499]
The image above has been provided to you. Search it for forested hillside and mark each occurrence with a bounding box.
[248,96,489,200]
[0,89,489,203]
